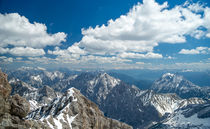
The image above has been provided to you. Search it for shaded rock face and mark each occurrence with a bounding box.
[71,89,132,129]
[0,71,11,98]
[38,85,59,104]
[0,70,12,117]
[101,83,161,129]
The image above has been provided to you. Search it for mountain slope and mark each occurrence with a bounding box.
[27,87,132,129]
[149,103,210,129]
[102,83,206,128]
[151,73,210,99]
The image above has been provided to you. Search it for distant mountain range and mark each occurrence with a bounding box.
[6,67,210,129]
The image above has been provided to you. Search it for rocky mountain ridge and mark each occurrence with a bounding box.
[27,87,132,129]
[151,73,210,99]
[9,78,62,110]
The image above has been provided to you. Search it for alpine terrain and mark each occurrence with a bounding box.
[3,68,210,128]
[0,70,132,129]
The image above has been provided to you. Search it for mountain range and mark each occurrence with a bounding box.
[0,69,132,129]
[4,67,210,129]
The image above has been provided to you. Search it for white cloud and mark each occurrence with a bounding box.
[0,47,9,54]
[67,43,86,55]
[48,47,69,56]
[47,0,210,67]
[184,1,205,12]
[28,57,54,64]
[0,47,45,56]
[0,13,67,48]
[75,0,210,56]
[135,62,145,65]
[166,56,176,59]
[179,47,210,54]
[203,8,210,37]
[118,52,162,59]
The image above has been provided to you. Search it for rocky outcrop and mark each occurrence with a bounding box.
[0,70,11,99]
[10,94,30,118]
[0,70,31,129]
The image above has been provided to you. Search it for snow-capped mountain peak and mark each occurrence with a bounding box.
[162,73,175,78]
[87,72,121,102]
[89,72,120,87]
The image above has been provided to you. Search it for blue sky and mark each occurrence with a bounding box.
[0,0,210,70]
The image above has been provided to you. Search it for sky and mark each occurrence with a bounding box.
[0,0,210,70]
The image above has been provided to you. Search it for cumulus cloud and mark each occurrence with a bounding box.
[0,47,45,56]
[47,0,210,67]
[179,47,210,54]
[0,13,67,48]
[75,0,210,56]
